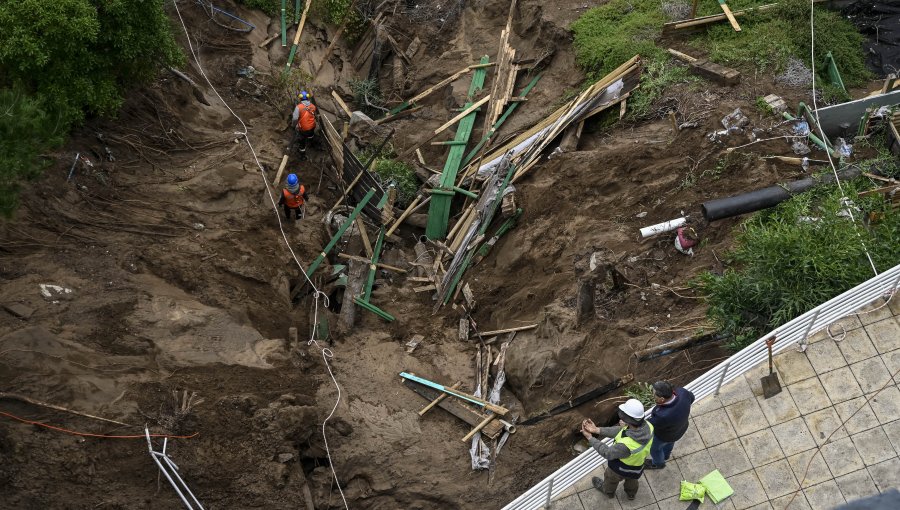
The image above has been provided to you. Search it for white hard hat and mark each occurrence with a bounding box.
[619,398,645,420]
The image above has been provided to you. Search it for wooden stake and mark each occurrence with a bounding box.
[718,1,743,32]
[385,195,429,237]
[273,154,289,186]
[356,217,373,257]
[432,95,491,137]
[337,253,407,273]
[462,414,496,442]
[419,382,461,416]
[332,90,353,118]
[480,324,537,337]
[0,392,132,427]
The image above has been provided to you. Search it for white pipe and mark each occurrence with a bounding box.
[639,217,687,238]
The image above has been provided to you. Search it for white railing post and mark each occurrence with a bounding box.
[797,309,819,352]
[713,362,730,396]
[545,479,554,508]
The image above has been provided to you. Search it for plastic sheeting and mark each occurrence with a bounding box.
[841,1,900,76]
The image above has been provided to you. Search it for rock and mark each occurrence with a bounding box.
[349,111,389,142]
[3,303,34,319]
[276,453,295,463]
[38,284,74,301]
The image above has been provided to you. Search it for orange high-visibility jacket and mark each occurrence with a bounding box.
[282,185,306,208]
[296,103,317,132]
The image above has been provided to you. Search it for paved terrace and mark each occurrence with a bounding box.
[548,298,900,510]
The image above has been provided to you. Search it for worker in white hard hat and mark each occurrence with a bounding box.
[580,398,654,500]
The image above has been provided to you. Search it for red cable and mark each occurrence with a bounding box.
[0,410,199,440]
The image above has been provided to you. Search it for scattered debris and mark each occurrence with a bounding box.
[720,108,750,134]
[405,334,423,353]
[39,284,74,301]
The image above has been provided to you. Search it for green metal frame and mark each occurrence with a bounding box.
[306,188,376,276]
[353,226,395,321]
[461,73,542,169]
[425,55,490,240]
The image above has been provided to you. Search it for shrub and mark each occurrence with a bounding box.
[0,91,65,216]
[697,180,900,349]
[356,150,418,207]
[697,0,869,86]
[0,0,182,215]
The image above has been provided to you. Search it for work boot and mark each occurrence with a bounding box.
[644,459,665,469]
[626,492,636,501]
[591,477,615,499]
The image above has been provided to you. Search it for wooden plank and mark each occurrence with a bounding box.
[431,95,491,138]
[718,1,742,32]
[667,48,697,63]
[402,379,503,439]
[481,324,537,337]
[413,284,437,293]
[273,154,289,186]
[462,414,496,442]
[284,0,314,71]
[337,253,406,273]
[419,382,461,416]
[356,217,373,257]
[331,90,353,118]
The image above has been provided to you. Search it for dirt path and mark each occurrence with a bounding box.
[0,1,876,509]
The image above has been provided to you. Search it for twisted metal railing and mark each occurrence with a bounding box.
[502,263,900,510]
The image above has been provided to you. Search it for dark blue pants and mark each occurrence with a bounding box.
[650,439,675,466]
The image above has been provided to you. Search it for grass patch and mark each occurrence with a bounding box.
[696,178,900,350]
[695,0,869,86]
[570,0,695,118]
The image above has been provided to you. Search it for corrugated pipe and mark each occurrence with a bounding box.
[701,167,861,221]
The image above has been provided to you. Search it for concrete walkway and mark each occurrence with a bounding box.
[549,297,900,510]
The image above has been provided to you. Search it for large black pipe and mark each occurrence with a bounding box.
[702,167,861,221]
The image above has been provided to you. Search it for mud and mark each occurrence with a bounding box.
[0,0,880,509]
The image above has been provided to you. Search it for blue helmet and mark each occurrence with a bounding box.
[287,173,299,186]
[299,90,309,102]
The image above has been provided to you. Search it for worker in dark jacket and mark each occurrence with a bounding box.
[581,399,653,500]
[645,381,695,469]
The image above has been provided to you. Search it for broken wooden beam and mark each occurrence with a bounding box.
[337,253,406,273]
[667,48,740,86]
[306,188,376,278]
[419,381,461,416]
[402,378,503,440]
[399,372,508,415]
[480,324,537,337]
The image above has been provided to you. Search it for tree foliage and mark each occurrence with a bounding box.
[0,0,182,216]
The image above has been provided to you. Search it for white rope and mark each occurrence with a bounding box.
[808,0,879,276]
[170,3,348,508]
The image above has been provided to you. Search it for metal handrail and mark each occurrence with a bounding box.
[502,263,900,510]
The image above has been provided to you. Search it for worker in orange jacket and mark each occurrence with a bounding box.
[290,90,318,155]
[278,173,308,221]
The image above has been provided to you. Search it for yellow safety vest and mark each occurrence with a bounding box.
[613,422,654,467]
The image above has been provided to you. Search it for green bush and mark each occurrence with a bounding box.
[0,91,65,216]
[0,0,181,215]
[570,0,692,118]
[697,0,869,86]
[697,181,900,349]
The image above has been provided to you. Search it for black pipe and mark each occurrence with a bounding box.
[702,167,861,221]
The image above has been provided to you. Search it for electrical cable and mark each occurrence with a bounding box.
[0,410,198,440]
[170,2,348,508]
[808,0,879,276]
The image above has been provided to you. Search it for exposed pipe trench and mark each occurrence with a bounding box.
[701,167,861,221]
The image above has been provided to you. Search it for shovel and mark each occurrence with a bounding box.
[761,336,782,398]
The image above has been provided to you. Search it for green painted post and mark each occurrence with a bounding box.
[362,228,385,302]
[461,74,542,169]
[782,112,840,159]
[294,0,301,24]
[281,0,287,46]
[824,52,846,93]
[306,188,376,276]
[425,55,490,240]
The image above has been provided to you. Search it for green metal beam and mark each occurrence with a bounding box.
[461,73,542,169]
[452,186,478,199]
[442,162,517,304]
[294,0,301,24]
[362,228,385,302]
[425,55,490,240]
[306,188,376,276]
[477,208,522,259]
[281,0,287,46]
[353,297,395,321]
[824,51,846,93]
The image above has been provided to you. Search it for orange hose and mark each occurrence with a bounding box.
[0,409,198,440]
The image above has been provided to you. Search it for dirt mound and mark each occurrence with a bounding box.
[0,0,874,508]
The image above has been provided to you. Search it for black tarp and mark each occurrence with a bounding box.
[838,1,900,76]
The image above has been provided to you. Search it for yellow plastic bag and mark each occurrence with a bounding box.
[699,469,734,504]
[679,481,706,502]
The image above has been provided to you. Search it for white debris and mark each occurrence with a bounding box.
[39,284,74,301]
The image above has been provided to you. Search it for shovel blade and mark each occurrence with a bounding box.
[761,373,782,399]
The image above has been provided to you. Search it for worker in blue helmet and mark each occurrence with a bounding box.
[290,90,318,157]
[278,173,308,221]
